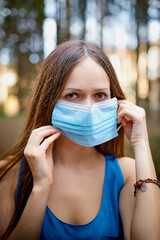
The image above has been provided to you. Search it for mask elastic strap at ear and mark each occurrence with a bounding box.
[117,124,122,131]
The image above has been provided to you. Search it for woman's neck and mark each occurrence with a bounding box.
[52,135,102,169]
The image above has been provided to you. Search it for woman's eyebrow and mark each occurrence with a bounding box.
[63,88,83,92]
[95,88,110,91]
[63,88,110,92]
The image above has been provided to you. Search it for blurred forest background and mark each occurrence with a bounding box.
[0,0,160,178]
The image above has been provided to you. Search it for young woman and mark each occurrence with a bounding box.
[0,40,159,240]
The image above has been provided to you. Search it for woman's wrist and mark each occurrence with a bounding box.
[33,178,53,193]
[131,136,149,150]
[132,137,158,180]
[133,138,152,162]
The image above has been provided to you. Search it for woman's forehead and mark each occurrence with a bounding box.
[65,58,110,89]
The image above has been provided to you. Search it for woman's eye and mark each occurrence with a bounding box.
[95,92,107,100]
[65,93,78,100]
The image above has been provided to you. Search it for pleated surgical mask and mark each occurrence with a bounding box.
[51,97,121,147]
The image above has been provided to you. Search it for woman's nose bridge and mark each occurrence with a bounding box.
[82,95,94,106]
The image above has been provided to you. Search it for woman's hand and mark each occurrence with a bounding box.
[117,100,148,148]
[24,126,61,187]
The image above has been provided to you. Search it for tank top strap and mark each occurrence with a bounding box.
[104,154,124,192]
[15,158,25,203]
[102,155,124,239]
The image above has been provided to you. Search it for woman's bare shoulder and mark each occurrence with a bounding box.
[116,156,136,183]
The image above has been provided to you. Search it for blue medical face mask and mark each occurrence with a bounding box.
[51,97,121,147]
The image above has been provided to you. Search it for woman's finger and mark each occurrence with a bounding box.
[29,128,61,145]
[32,125,55,132]
[118,109,135,123]
[118,102,135,112]
[41,131,61,151]
[32,125,59,134]
[118,117,128,126]
[117,100,135,106]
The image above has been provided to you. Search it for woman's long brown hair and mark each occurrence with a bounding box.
[0,40,125,239]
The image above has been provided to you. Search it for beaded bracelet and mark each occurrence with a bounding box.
[134,178,160,197]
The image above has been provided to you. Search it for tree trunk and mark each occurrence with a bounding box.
[99,0,105,48]
[66,0,71,40]
[55,0,61,45]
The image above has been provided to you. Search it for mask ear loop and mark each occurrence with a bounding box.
[117,123,122,131]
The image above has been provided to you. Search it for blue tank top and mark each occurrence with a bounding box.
[15,155,124,240]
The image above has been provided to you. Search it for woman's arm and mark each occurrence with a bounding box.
[0,163,51,240]
[118,100,160,240]
[130,140,160,240]
[8,183,51,240]
[118,157,136,240]
[1,126,61,240]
